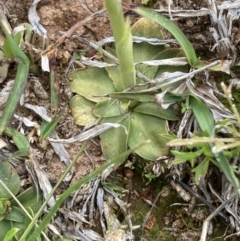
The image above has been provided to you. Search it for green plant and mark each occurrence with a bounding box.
[3,228,20,241]
[0,16,30,135]
[145,173,156,185]
[23,141,146,241]
[69,0,188,162]
[0,159,43,240]
[141,0,150,4]
[168,91,240,190]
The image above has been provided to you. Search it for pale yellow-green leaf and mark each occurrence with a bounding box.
[93,98,127,117]
[100,116,130,162]
[0,161,20,199]
[192,158,209,185]
[134,7,199,66]
[105,66,124,92]
[131,17,164,77]
[131,17,164,63]
[128,112,169,160]
[69,67,116,102]
[70,95,97,126]
[134,102,179,120]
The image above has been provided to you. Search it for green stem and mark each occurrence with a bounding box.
[104,0,136,89]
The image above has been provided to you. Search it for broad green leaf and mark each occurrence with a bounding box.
[134,7,198,66]
[171,158,189,165]
[40,108,65,139]
[70,95,97,126]
[105,66,124,91]
[0,198,8,218]
[131,17,164,63]
[93,98,127,117]
[0,160,20,199]
[131,17,164,78]
[69,67,116,102]
[162,92,185,104]
[3,227,19,241]
[4,127,29,152]
[100,116,130,162]
[11,187,43,214]
[0,220,12,241]
[139,65,159,81]
[4,188,44,241]
[104,48,125,91]
[128,112,169,160]
[156,48,186,59]
[154,49,188,89]
[192,158,210,185]
[134,102,179,120]
[4,206,25,223]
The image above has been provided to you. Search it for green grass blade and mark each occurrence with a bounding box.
[0,63,29,134]
[190,96,214,136]
[40,109,65,140]
[133,7,199,66]
[3,228,20,241]
[213,151,239,190]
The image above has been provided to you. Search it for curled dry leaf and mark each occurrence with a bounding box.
[0,138,7,149]
[28,0,47,37]
[48,123,127,144]
[24,103,52,122]
[27,154,55,207]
